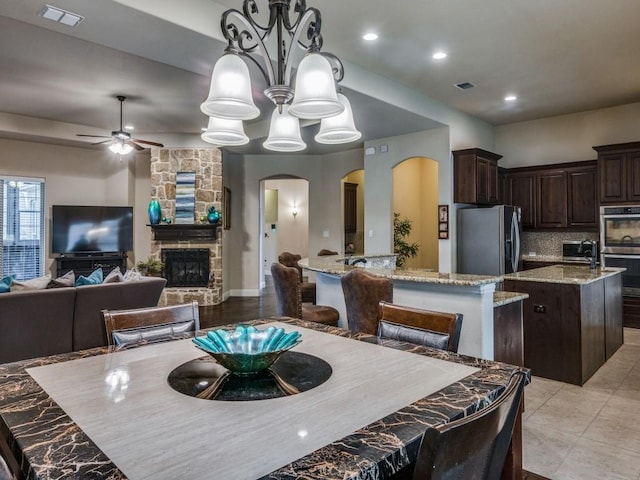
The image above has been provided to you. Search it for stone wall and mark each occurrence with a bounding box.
[149,147,223,306]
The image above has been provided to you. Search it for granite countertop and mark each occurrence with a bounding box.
[504,265,625,285]
[0,318,529,480]
[300,256,502,287]
[493,291,529,307]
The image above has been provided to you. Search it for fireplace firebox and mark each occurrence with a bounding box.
[161,248,210,287]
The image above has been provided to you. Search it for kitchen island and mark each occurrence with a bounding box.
[0,318,528,480]
[300,256,502,359]
[504,265,624,385]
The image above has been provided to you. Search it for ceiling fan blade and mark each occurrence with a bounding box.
[128,141,145,151]
[77,134,112,138]
[92,139,113,145]
[132,138,164,147]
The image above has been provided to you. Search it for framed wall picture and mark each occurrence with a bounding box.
[223,186,231,230]
[438,205,449,239]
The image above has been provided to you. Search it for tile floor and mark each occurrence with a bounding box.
[523,328,640,479]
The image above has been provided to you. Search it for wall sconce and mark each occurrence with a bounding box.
[292,208,298,218]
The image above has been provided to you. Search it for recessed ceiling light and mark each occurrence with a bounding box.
[124,125,134,130]
[362,33,378,41]
[454,82,475,90]
[505,95,517,102]
[38,4,84,27]
[433,52,447,60]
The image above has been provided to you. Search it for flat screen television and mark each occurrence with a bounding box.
[52,205,134,255]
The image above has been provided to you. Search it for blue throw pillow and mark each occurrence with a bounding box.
[75,268,103,286]
[0,275,15,293]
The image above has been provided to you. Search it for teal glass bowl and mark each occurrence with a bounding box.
[192,325,301,375]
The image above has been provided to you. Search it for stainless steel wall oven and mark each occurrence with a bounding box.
[600,205,640,291]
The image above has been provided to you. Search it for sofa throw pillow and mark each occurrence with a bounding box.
[0,275,15,293]
[75,268,104,286]
[47,270,76,288]
[11,274,52,292]
[103,266,124,284]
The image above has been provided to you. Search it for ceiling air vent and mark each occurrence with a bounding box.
[38,4,84,27]
[454,82,475,90]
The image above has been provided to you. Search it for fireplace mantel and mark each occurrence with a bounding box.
[148,224,220,241]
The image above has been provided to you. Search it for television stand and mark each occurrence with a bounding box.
[55,253,127,278]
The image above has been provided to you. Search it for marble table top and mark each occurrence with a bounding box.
[0,318,528,480]
[503,265,625,285]
[300,256,502,286]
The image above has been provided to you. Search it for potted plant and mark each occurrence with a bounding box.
[393,212,419,268]
[136,256,163,277]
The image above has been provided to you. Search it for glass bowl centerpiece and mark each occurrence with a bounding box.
[193,325,301,375]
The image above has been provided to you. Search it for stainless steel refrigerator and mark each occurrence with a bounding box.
[457,205,522,275]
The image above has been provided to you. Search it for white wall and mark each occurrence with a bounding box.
[364,127,459,271]
[224,148,363,294]
[495,102,640,168]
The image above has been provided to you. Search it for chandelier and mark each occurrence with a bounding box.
[200,0,361,152]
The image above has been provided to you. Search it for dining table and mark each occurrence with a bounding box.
[0,317,528,480]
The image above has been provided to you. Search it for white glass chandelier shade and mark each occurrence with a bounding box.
[108,140,134,155]
[200,53,260,120]
[201,116,249,146]
[263,106,306,152]
[288,53,344,119]
[315,94,362,144]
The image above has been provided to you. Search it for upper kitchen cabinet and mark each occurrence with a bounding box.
[453,148,502,205]
[505,161,597,231]
[595,142,640,204]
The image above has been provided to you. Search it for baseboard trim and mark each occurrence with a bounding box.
[228,289,261,297]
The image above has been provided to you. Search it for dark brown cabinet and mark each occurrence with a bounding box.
[536,170,567,228]
[505,161,597,231]
[506,172,535,229]
[453,148,502,205]
[504,274,622,385]
[595,141,640,204]
[343,182,358,234]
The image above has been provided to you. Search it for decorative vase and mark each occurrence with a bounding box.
[207,207,221,224]
[148,200,162,225]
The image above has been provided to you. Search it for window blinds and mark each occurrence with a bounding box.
[0,177,45,280]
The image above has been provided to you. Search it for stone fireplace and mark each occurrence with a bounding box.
[149,148,222,306]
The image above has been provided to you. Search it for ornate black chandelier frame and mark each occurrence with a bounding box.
[220,0,345,108]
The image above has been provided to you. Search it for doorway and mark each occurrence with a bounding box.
[342,169,364,254]
[392,157,439,270]
[260,177,309,285]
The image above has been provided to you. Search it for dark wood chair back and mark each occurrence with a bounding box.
[378,301,463,352]
[341,269,393,334]
[412,371,527,480]
[102,301,200,348]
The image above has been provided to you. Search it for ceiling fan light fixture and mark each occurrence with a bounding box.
[109,140,134,155]
[315,94,361,144]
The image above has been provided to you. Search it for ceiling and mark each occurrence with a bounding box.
[0,0,638,154]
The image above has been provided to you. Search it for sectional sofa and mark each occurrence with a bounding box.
[0,277,166,364]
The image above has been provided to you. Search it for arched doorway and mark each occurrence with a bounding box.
[259,176,309,286]
[392,157,439,270]
[342,169,364,254]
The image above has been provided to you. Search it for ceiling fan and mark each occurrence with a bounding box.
[77,95,164,154]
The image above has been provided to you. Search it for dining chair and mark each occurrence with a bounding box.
[412,371,527,480]
[102,301,200,349]
[341,269,393,335]
[270,262,339,326]
[278,251,316,304]
[378,301,463,353]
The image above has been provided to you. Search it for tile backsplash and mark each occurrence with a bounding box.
[521,231,598,257]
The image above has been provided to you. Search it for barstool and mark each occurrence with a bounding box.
[341,269,393,334]
[271,263,339,327]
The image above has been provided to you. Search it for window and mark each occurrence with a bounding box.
[0,177,45,280]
